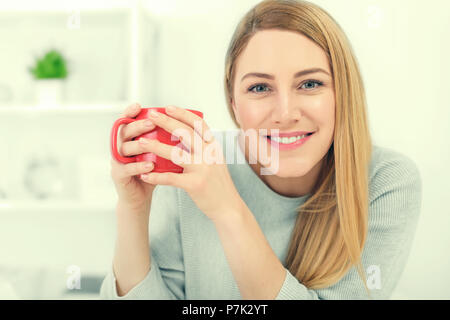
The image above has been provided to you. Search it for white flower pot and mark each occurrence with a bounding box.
[35,79,65,107]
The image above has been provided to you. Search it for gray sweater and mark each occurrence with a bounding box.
[100,131,422,299]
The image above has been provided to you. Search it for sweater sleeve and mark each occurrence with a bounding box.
[275,151,422,300]
[99,185,185,300]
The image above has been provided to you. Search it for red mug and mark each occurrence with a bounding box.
[110,107,204,173]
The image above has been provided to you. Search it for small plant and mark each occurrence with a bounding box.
[29,49,68,79]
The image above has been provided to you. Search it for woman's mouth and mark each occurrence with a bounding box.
[264,132,314,151]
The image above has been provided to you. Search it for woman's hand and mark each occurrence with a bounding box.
[138,105,243,222]
[110,103,158,213]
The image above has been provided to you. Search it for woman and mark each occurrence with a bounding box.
[100,0,422,300]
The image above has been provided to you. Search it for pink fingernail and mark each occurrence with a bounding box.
[166,106,176,113]
[144,162,153,169]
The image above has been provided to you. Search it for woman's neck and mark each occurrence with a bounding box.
[237,131,322,198]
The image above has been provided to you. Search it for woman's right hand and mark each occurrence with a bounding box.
[110,103,157,211]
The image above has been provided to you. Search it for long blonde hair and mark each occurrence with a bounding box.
[224,0,373,297]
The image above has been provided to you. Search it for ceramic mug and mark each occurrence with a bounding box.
[110,107,204,173]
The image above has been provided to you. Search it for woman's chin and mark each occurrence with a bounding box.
[261,159,312,178]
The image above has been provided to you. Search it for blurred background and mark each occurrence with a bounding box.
[0,0,448,299]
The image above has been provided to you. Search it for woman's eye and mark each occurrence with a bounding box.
[300,80,323,90]
[248,84,270,93]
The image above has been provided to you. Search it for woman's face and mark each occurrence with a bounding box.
[232,29,335,179]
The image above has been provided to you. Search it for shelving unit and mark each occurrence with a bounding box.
[0,2,161,299]
[0,1,158,110]
[0,3,159,215]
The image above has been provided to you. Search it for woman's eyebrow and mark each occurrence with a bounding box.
[240,68,330,82]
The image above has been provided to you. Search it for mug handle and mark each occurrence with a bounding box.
[110,117,138,164]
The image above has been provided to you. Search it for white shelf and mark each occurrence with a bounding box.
[0,102,127,115]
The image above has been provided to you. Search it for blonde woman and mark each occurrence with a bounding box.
[100,0,422,300]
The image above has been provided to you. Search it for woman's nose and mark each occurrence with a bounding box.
[271,95,301,124]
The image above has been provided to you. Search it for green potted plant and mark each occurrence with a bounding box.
[29,49,68,106]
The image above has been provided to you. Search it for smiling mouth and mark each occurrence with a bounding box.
[265,132,314,142]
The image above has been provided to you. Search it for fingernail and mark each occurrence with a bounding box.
[144,119,153,127]
[150,110,159,117]
[144,162,153,169]
[166,106,176,113]
[139,138,150,144]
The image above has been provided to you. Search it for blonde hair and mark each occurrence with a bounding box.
[224,0,373,298]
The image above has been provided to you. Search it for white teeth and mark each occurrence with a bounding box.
[270,134,308,144]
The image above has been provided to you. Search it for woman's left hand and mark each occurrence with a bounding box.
[138,105,243,222]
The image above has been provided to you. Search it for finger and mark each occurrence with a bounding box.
[138,137,192,168]
[120,118,156,142]
[121,137,194,168]
[147,108,209,154]
[164,106,213,142]
[140,171,185,189]
[146,108,197,152]
[122,102,142,118]
[118,103,146,143]
[120,139,152,157]
[110,157,154,180]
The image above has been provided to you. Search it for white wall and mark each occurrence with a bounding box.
[140,0,261,129]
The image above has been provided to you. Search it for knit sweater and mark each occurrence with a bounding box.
[100,130,422,300]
